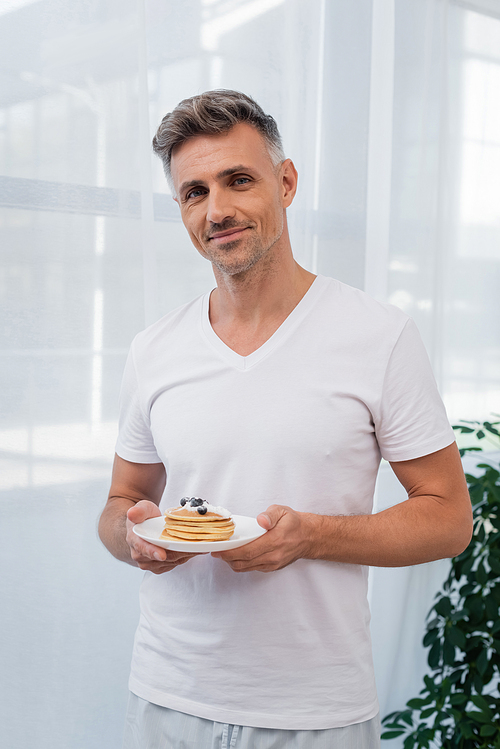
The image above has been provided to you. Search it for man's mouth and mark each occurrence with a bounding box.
[207,227,249,244]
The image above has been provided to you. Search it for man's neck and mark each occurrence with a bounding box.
[209,247,316,357]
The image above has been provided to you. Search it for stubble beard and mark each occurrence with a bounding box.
[203,222,284,278]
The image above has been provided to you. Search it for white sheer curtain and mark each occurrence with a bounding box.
[369,1,500,744]
[1,1,498,747]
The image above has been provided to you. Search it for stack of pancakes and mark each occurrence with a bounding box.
[161,506,235,542]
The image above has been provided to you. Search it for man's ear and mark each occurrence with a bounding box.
[281,159,298,208]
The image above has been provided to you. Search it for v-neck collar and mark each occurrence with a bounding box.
[200,275,330,371]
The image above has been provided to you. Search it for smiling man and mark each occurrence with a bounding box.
[98,90,472,749]
[173,124,289,276]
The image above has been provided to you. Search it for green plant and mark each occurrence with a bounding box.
[381,419,500,748]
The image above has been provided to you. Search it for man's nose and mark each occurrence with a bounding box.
[206,187,235,225]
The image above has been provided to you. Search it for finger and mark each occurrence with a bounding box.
[132,542,205,564]
[212,532,276,562]
[128,529,167,561]
[130,542,165,563]
[227,559,282,573]
[257,504,290,530]
[211,508,291,563]
[137,560,182,574]
[257,512,272,530]
[127,500,162,524]
[135,553,200,574]
[213,545,275,568]
[229,547,297,572]
[165,550,208,561]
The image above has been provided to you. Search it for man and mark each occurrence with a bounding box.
[98,90,472,748]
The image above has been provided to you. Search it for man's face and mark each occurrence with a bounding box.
[170,122,293,277]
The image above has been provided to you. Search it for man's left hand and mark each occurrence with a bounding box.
[212,504,315,572]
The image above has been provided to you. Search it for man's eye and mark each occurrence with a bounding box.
[186,188,205,200]
[233,177,250,186]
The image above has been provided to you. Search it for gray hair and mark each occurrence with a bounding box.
[152,90,285,193]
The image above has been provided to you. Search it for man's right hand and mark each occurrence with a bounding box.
[99,456,205,572]
[126,500,204,574]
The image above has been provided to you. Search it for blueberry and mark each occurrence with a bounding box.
[180,497,188,506]
[197,506,207,515]
[190,497,203,507]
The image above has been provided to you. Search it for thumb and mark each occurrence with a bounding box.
[257,505,287,530]
[127,500,161,524]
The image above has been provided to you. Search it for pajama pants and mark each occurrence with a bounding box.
[123,693,381,749]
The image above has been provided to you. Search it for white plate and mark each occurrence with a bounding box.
[133,514,267,553]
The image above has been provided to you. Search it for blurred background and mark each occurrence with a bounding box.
[1,0,499,746]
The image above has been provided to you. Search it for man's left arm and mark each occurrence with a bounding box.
[212,442,473,572]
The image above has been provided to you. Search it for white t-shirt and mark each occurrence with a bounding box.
[116,275,454,730]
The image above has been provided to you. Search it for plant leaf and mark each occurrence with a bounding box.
[448,627,466,649]
[450,693,467,705]
[480,724,497,737]
[407,697,430,709]
[420,707,436,719]
[443,638,456,666]
[476,648,489,676]
[403,735,416,749]
[423,629,440,647]
[466,710,494,724]
[428,640,441,669]
[460,722,476,739]
[491,618,500,635]
[459,583,475,597]
[470,694,492,714]
[476,561,488,586]
[435,596,453,617]
[473,672,484,693]
[466,596,484,623]
[400,710,414,727]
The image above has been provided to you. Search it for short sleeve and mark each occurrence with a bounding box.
[375,318,455,462]
[114,345,162,464]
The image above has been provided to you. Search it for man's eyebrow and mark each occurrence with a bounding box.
[216,165,253,179]
[178,178,207,195]
[178,165,254,195]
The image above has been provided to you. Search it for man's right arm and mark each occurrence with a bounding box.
[98,454,201,574]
